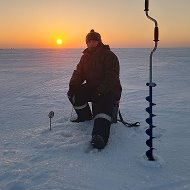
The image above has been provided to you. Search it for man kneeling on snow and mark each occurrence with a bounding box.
[67,29,122,149]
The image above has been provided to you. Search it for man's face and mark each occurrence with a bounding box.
[86,40,99,48]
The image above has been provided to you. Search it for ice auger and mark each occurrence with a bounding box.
[144,0,159,161]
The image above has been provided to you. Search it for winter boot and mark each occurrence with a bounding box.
[91,135,106,149]
[92,117,111,147]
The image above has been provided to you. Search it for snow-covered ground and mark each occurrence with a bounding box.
[0,48,190,190]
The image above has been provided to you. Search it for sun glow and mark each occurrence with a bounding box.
[56,39,63,45]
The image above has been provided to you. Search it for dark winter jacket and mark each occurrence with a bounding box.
[69,43,122,100]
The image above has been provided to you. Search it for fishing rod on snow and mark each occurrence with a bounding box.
[144,0,159,161]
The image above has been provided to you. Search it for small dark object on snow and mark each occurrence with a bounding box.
[48,111,54,118]
[48,111,54,130]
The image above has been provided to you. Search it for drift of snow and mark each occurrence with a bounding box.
[0,48,190,190]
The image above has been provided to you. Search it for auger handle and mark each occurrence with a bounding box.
[144,0,159,42]
[144,0,149,11]
[144,0,159,84]
[154,26,159,42]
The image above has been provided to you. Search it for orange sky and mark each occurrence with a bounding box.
[0,0,190,48]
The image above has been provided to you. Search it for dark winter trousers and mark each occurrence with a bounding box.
[69,84,115,144]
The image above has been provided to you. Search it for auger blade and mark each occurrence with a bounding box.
[146,149,155,161]
[151,113,156,117]
[146,137,155,147]
[146,128,151,136]
[146,97,156,106]
[146,139,152,147]
[146,107,151,113]
[146,108,157,117]
[146,96,151,102]
[146,126,156,136]
[146,118,152,125]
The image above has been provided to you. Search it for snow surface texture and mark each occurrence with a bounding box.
[0,48,190,190]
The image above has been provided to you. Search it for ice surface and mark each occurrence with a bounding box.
[0,48,190,190]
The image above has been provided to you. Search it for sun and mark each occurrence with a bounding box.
[56,39,63,45]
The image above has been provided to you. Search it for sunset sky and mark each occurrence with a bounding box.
[0,0,190,48]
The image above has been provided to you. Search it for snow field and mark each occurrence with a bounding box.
[0,48,190,190]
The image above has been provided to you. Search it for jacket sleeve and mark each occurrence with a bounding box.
[69,57,85,91]
[97,51,120,95]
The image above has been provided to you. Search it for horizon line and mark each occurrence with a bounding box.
[1,47,190,50]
